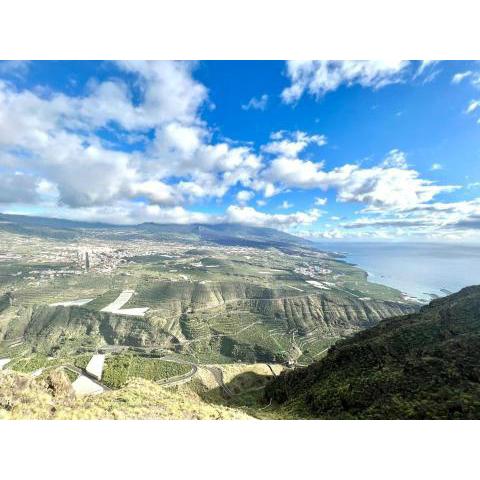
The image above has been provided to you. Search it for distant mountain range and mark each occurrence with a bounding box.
[0,213,310,248]
[265,285,480,419]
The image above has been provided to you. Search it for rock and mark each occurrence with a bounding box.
[45,369,76,401]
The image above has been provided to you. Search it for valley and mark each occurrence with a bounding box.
[0,213,419,418]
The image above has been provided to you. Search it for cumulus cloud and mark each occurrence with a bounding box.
[261,149,458,211]
[49,201,320,230]
[37,202,215,226]
[381,149,408,168]
[262,130,327,157]
[0,172,40,204]
[225,205,321,229]
[236,190,255,204]
[0,61,473,240]
[241,94,268,111]
[281,60,411,103]
[0,61,265,219]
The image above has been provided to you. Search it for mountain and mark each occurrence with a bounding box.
[264,285,480,419]
[0,213,310,248]
[0,210,420,418]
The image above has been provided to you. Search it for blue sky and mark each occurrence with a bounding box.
[0,60,479,241]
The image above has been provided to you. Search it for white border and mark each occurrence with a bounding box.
[0,0,479,59]
[1,1,479,478]
[0,420,478,479]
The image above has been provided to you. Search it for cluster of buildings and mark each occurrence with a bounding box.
[294,263,332,279]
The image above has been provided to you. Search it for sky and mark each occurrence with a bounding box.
[0,60,479,242]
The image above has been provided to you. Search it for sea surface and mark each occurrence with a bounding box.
[316,242,480,300]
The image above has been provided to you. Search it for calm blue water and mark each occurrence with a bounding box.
[316,242,480,300]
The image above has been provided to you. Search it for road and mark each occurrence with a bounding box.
[161,355,231,394]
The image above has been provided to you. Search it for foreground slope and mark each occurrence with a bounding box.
[0,363,286,419]
[265,286,480,419]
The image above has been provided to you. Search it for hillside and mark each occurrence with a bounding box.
[0,367,255,419]
[0,287,411,364]
[0,212,417,368]
[264,285,480,419]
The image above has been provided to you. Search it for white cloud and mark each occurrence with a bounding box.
[336,198,480,239]
[0,61,265,216]
[225,205,321,229]
[130,180,180,206]
[34,202,215,226]
[430,163,443,171]
[0,60,473,239]
[281,60,410,103]
[262,130,326,157]
[0,172,40,204]
[452,70,480,89]
[381,149,408,168]
[241,94,268,111]
[236,190,254,204]
[112,61,208,128]
[414,61,437,78]
[452,71,472,84]
[262,150,458,211]
[466,99,480,114]
[279,200,293,209]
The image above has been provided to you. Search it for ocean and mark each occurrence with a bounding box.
[316,241,480,300]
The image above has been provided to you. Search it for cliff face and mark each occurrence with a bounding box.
[264,285,480,419]
[133,280,415,334]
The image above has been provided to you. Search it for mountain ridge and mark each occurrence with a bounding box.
[0,212,310,248]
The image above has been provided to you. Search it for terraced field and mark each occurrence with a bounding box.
[0,216,419,381]
[101,354,192,388]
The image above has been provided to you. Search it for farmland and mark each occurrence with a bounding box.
[0,214,419,414]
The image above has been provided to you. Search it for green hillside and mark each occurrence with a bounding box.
[264,285,480,419]
[0,213,416,366]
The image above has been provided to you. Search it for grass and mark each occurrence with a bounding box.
[0,369,252,420]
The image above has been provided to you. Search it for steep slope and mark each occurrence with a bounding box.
[264,285,480,419]
[0,284,414,363]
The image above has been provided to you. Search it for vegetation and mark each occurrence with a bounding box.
[265,286,480,419]
[0,365,262,419]
[101,354,192,388]
[2,213,443,420]
[0,213,417,367]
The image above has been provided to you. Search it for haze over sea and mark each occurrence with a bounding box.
[317,242,480,300]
